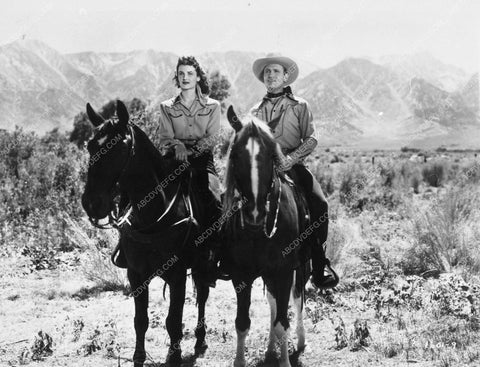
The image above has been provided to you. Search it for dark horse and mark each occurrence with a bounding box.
[81,100,211,367]
[223,107,312,367]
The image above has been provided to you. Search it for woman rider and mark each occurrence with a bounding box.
[157,56,223,287]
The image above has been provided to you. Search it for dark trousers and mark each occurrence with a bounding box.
[290,164,329,247]
[289,164,329,277]
[187,152,221,229]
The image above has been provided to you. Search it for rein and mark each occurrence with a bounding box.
[88,123,136,230]
[87,123,197,239]
[264,169,282,238]
[236,167,282,238]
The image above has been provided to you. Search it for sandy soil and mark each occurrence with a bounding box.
[0,258,438,367]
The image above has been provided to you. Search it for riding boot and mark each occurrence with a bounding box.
[311,240,339,289]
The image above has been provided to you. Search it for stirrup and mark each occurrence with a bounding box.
[312,262,339,289]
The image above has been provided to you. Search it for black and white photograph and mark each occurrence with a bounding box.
[0,0,479,366]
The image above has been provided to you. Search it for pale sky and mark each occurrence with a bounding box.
[1,0,479,72]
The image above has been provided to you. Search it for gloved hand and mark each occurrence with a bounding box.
[277,155,295,171]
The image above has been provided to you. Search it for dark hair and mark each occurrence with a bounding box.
[173,56,210,95]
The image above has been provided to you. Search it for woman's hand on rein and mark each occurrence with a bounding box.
[174,142,189,161]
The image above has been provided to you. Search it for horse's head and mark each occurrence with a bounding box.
[226,106,283,227]
[81,100,132,221]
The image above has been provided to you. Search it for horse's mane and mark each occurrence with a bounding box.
[223,115,285,214]
[131,124,166,165]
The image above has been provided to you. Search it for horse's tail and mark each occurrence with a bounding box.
[294,260,311,311]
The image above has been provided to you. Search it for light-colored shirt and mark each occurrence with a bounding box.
[158,87,221,151]
[250,93,315,152]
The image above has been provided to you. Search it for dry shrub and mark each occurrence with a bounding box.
[373,334,404,358]
[378,160,396,187]
[65,217,128,293]
[311,161,335,196]
[325,219,347,267]
[422,161,448,187]
[458,160,480,185]
[395,161,422,193]
[325,217,362,281]
[338,163,371,210]
[404,185,480,276]
[349,319,371,351]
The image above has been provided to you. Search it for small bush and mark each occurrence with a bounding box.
[311,162,335,197]
[411,174,421,194]
[330,154,344,164]
[378,160,396,187]
[459,160,480,185]
[65,217,128,293]
[405,186,480,275]
[422,161,447,187]
[338,163,370,209]
[401,146,420,153]
[31,331,53,361]
[349,319,371,351]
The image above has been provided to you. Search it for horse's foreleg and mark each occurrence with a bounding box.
[128,269,150,367]
[193,275,209,354]
[233,278,252,367]
[266,290,277,360]
[274,271,294,367]
[292,270,306,352]
[165,269,186,366]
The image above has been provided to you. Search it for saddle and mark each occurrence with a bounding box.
[280,169,314,263]
[110,165,200,267]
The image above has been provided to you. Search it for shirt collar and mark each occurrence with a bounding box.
[173,84,208,107]
[262,86,298,103]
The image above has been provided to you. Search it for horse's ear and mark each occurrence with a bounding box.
[116,100,129,127]
[86,103,105,127]
[227,105,242,132]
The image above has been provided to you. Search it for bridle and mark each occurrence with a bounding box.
[86,122,197,236]
[87,122,136,230]
[233,160,282,239]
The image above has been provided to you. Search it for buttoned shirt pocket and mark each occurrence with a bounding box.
[194,108,213,135]
[167,111,188,136]
[158,96,220,146]
[197,109,213,117]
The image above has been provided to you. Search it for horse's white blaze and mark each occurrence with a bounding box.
[97,135,108,146]
[247,137,260,222]
[266,291,277,356]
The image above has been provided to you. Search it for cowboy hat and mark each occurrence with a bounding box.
[252,55,299,86]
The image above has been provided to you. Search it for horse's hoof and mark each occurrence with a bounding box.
[133,351,146,367]
[297,343,306,353]
[166,348,182,366]
[265,350,277,361]
[194,340,208,355]
[233,359,247,367]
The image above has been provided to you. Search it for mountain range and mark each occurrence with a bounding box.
[0,39,478,148]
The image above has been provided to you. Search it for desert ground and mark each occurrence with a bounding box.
[1,126,480,366]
